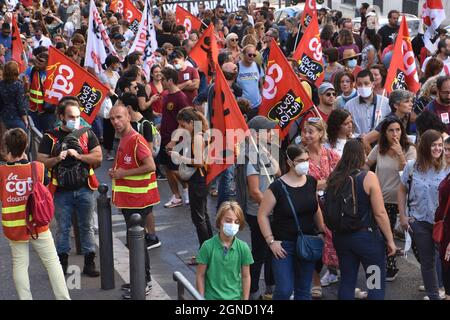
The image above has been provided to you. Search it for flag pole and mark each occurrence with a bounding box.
[374,88,386,128]
[313,105,324,120]
[249,135,274,184]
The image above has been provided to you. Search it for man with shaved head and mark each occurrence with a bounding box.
[109,103,160,299]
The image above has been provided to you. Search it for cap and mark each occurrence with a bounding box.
[340,48,361,61]
[112,33,125,41]
[318,82,335,95]
[248,116,277,131]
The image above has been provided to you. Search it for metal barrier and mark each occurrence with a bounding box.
[173,271,205,300]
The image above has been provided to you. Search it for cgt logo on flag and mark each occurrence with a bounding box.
[45,62,75,100]
[77,83,103,118]
[391,70,407,91]
[267,90,305,130]
[297,53,324,83]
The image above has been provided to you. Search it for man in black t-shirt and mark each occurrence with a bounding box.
[377,10,400,52]
[37,97,103,277]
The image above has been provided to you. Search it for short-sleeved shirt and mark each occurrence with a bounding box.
[245,159,276,217]
[269,176,319,241]
[177,66,200,105]
[425,100,450,135]
[377,24,399,51]
[160,90,190,146]
[400,160,450,224]
[196,235,253,300]
[343,94,391,135]
[237,61,263,109]
[117,129,152,167]
[368,144,417,204]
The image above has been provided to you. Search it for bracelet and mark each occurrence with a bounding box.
[264,234,273,240]
[267,239,275,246]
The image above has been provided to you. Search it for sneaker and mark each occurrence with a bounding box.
[418,284,425,292]
[164,195,183,208]
[262,292,273,300]
[106,152,115,161]
[146,236,162,250]
[423,289,446,300]
[121,283,152,299]
[121,281,152,291]
[320,271,339,287]
[157,172,167,181]
[386,268,399,282]
[182,188,189,205]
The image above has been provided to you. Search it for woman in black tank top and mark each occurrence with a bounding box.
[326,138,396,300]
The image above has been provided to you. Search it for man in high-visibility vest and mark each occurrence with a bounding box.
[37,97,103,277]
[109,104,160,299]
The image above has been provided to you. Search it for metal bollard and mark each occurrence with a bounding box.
[129,213,146,300]
[97,184,115,290]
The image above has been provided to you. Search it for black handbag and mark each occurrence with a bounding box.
[279,179,324,262]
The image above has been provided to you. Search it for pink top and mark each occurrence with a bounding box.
[308,145,340,181]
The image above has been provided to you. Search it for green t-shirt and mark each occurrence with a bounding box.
[196,234,254,300]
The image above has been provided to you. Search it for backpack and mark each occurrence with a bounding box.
[136,119,161,157]
[323,170,365,233]
[52,127,91,190]
[26,161,55,239]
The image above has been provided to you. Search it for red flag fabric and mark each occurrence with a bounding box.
[300,0,317,30]
[109,0,122,12]
[292,13,324,87]
[123,0,142,31]
[189,24,218,82]
[422,0,446,52]
[11,15,26,73]
[44,47,110,124]
[176,4,202,39]
[259,39,315,139]
[384,16,420,95]
[207,65,249,184]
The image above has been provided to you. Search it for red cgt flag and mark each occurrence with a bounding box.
[259,39,315,139]
[384,16,420,95]
[123,0,142,29]
[292,13,324,87]
[189,24,218,83]
[11,15,26,73]
[300,0,317,29]
[207,65,249,185]
[176,4,202,39]
[44,47,110,124]
[109,0,122,12]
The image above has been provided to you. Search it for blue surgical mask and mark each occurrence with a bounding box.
[174,63,182,71]
[66,118,80,131]
[347,59,357,68]
[223,223,239,237]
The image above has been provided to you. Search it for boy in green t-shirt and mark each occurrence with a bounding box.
[196,201,254,300]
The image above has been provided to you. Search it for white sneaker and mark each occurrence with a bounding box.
[320,271,339,287]
[423,289,446,300]
[418,284,425,291]
[164,195,183,208]
[355,288,368,299]
[182,188,189,205]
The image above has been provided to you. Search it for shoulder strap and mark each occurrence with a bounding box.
[278,179,303,236]
[66,127,90,140]
[370,95,379,130]
[406,163,414,211]
[30,161,37,193]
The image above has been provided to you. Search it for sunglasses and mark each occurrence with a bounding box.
[307,117,321,123]
[230,38,238,42]
[324,92,336,97]
[247,53,257,57]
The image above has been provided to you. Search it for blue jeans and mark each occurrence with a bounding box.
[54,187,96,255]
[216,165,234,210]
[333,230,386,300]
[271,240,315,300]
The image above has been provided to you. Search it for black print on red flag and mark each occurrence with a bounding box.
[267,90,305,130]
[77,83,103,117]
[391,70,407,91]
[297,53,324,83]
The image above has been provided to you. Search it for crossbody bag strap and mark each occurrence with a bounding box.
[278,179,304,237]
[370,96,379,131]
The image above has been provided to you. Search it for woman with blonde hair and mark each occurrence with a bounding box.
[225,33,241,63]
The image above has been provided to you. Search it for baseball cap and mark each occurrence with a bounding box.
[318,82,335,95]
[112,33,125,41]
[248,116,277,131]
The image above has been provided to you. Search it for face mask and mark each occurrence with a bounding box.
[223,223,239,237]
[347,59,357,68]
[66,118,80,131]
[121,41,126,47]
[2,8,6,13]
[357,86,373,98]
[24,17,30,23]
[294,161,309,176]
[154,56,162,63]
[174,63,182,71]
[430,95,436,100]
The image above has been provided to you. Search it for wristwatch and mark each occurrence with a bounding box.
[268,239,275,246]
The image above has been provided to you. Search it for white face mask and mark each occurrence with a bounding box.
[223,223,239,237]
[357,86,372,98]
[66,118,80,131]
[294,161,309,176]
[154,56,162,63]
[347,59,357,68]
[24,17,31,23]
[174,63,182,71]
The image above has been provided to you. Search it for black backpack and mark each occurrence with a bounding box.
[323,170,365,233]
[52,127,91,190]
